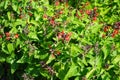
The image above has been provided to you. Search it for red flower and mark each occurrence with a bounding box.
[28,12,33,16]
[57,31,72,42]
[65,35,70,41]
[59,11,63,14]
[93,17,97,20]
[56,51,61,55]
[104,27,107,32]
[50,19,55,26]
[19,14,24,19]
[86,2,90,6]
[14,34,19,38]
[95,13,99,17]
[65,32,72,42]
[102,34,106,38]
[55,1,60,6]
[51,53,55,58]
[76,12,80,18]
[104,26,110,32]
[112,33,115,38]
[111,29,119,37]
[0,35,2,38]
[79,10,83,14]
[43,14,47,19]
[94,7,97,11]
[61,30,65,35]
[113,29,119,34]
[76,13,79,17]
[57,31,65,40]
[86,10,91,15]
[6,37,10,40]
[57,32,62,39]
[5,32,10,37]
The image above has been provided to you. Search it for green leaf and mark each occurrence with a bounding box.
[28,32,39,40]
[81,38,92,45]
[101,72,110,80]
[100,7,110,16]
[34,52,48,59]
[4,0,9,9]
[34,12,40,21]
[64,62,80,80]
[77,57,84,68]
[10,27,18,33]
[14,19,26,27]
[7,43,14,53]
[86,68,96,79]
[2,43,9,54]
[56,19,62,22]
[15,39,21,48]
[46,54,55,64]
[30,20,39,26]
[82,56,88,66]
[0,56,5,62]
[102,45,109,59]
[6,53,15,64]
[17,54,29,63]
[71,32,79,39]
[75,77,79,80]
[91,23,101,34]
[11,62,18,74]
[46,30,54,39]
[112,54,120,64]
[7,12,11,20]
[96,55,102,69]
[0,1,4,8]
[12,4,17,11]
[70,44,80,57]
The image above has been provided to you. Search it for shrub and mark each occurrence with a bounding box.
[0,0,120,80]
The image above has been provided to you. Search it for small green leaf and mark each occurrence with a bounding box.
[7,43,14,53]
[100,7,110,16]
[46,30,54,39]
[86,68,96,79]
[11,62,18,74]
[15,39,21,48]
[4,0,9,9]
[91,24,101,34]
[34,52,48,59]
[75,77,79,80]
[17,54,29,63]
[82,56,88,66]
[71,32,79,39]
[7,12,11,20]
[12,4,17,11]
[28,32,39,40]
[101,72,110,80]
[96,55,102,69]
[14,19,26,27]
[64,62,80,80]
[46,54,55,64]
[30,20,39,26]
[0,56,5,62]
[102,45,109,59]
[112,54,120,64]
[2,43,9,54]
[70,44,80,57]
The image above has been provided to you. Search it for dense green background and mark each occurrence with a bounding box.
[0,0,120,80]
